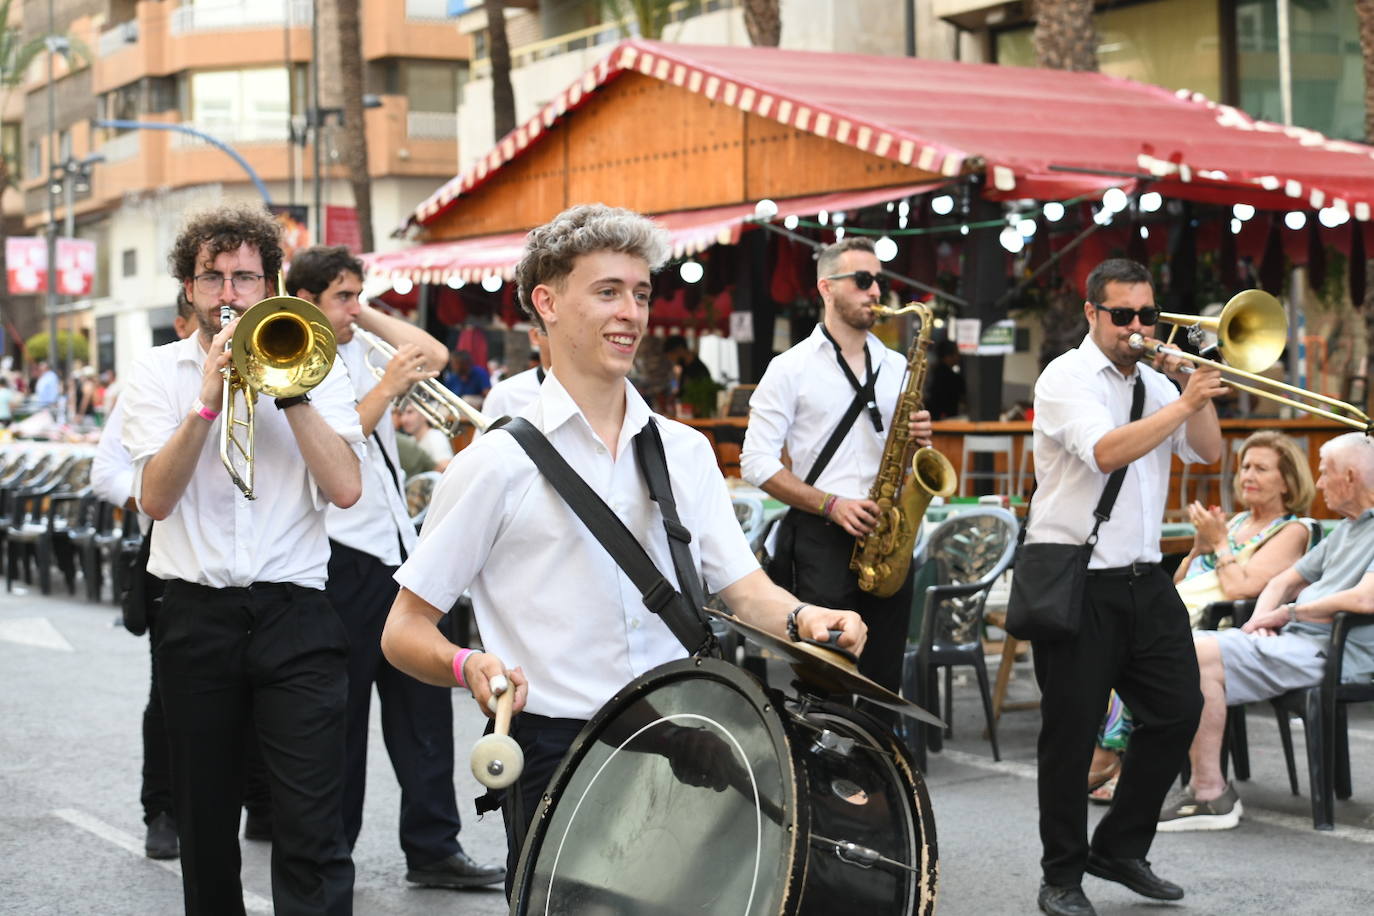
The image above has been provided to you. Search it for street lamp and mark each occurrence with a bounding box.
[293,94,382,245]
[51,153,103,381]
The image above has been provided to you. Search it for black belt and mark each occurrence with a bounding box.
[1086,562,1159,579]
[165,579,318,598]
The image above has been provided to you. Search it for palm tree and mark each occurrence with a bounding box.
[743,0,780,46]
[334,0,373,253]
[1356,0,1374,409]
[1032,0,1098,72]
[486,0,516,140]
[600,0,673,41]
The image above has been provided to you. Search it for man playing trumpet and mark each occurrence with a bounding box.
[120,204,364,915]
[286,246,504,889]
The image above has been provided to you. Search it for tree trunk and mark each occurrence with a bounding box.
[743,0,780,46]
[1032,0,1098,72]
[335,0,373,253]
[1356,0,1374,412]
[486,0,516,141]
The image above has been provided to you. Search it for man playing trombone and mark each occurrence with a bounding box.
[1026,258,1227,916]
[120,204,364,915]
[286,246,504,889]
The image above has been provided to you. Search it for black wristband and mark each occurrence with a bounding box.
[274,393,311,410]
[786,604,809,642]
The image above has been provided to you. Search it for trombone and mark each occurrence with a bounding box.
[1127,290,1371,432]
[351,325,492,434]
[220,295,338,498]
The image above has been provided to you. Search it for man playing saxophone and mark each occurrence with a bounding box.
[741,237,937,696]
[286,246,505,889]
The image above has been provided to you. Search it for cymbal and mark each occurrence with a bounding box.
[705,608,945,729]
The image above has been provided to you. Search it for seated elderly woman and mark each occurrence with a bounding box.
[1088,430,1316,802]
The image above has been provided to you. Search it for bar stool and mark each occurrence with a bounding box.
[959,435,1015,497]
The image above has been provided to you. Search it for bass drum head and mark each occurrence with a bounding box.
[511,658,798,916]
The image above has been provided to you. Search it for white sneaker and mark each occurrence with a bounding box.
[1157,783,1243,832]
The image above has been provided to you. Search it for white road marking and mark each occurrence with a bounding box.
[0,617,73,651]
[936,749,1374,844]
[53,808,273,912]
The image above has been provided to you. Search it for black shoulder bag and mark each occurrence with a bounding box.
[1005,375,1144,642]
[495,416,718,658]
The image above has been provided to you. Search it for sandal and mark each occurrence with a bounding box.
[1087,753,1121,792]
[1089,774,1118,805]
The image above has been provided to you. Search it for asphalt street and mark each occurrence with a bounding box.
[3,585,1373,915]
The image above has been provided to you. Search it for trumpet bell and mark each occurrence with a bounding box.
[231,295,338,397]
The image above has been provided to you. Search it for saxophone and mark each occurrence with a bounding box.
[849,302,958,597]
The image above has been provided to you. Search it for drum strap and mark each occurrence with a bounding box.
[493,416,719,658]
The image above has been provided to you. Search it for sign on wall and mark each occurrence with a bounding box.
[56,238,97,297]
[6,237,46,295]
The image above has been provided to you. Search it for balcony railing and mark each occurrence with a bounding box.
[170,118,291,147]
[406,0,454,22]
[407,110,458,140]
[469,0,736,79]
[170,0,314,35]
[98,20,139,57]
[99,130,141,164]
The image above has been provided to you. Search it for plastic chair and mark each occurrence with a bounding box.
[731,495,765,548]
[959,435,1015,497]
[902,507,1019,771]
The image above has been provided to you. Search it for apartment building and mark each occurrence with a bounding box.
[16,0,470,378]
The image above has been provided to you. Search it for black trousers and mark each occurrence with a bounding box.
[156,580,354,916]
[1032,566,1202,887]
[790,511,913,695]
[143,606,271,827]
[325,541,462,867]
[498,714,586,899]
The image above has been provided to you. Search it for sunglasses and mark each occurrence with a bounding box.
[1093,302,1160,327]
[825,270,889,294]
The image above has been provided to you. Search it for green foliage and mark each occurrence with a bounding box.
[25,330,89,364]
[598,0,674,39]
[681,374,722,418]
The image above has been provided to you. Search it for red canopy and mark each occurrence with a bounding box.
[407,40,1374,232]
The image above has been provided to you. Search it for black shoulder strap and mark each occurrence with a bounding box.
[1086,373,1147,543]
[633,417,714,645]
[494,417,716,657]
[804,387,869,486]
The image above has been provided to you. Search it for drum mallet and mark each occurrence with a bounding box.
[471,674,524,790]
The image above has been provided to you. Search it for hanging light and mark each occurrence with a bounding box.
[998,225,1024,253]
[930,195,955,216]
[1017,218,1037,238]
[817,210,829,226]
[873,236,898,262]
[898,199,911,218]
[679,259,704,283]
[832,211,846,226]
[481,274,504,292]
[834,226,845,240]
[959,224,970,235]
[1093,208,1114,226]
[1283,211,1307,231]
[783,214,799,230]
[445,275,464,289]
[1042,201,1065,222]
[1233,203,1256,221]
[1102,187,1129,213]
[1231,218,1243,234]
[897,215,908,229]
[1139,191,1163,213]
[1139,226,1149,239]
[753,198,778,220]
[392,277,414,295]
[1318,207,1349,229]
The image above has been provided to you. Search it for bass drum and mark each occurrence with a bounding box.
[510,657,937,915]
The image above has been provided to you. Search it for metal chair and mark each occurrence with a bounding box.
[959,435,1016,497]
[404,471,442,531]
[902,507,1019,771]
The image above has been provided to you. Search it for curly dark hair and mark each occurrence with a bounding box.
[168,203,284,285]
[285,245,364,298]
[514,204,670,331]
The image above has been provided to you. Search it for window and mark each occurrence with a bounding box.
[27,139,40,180]
[122,248,137,277]
[1,123,19,183]
[404,60,460,113]
[188,68,291,142]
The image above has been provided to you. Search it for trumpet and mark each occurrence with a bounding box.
[1128,290,1370,432]
[221,295,339,499]
[350,325,492,433]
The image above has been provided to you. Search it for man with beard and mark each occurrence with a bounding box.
[741,236,935,697]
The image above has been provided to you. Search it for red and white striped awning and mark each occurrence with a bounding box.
[366,182,942,286]
[405,39,1374,233]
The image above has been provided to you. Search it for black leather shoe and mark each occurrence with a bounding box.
[145,812,179,860]
[1086,852,1184,901]
[243,811,273,842]
[1038,882,1096,916]
[405,849,505,889]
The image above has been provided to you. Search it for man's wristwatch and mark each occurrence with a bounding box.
[275,393,311,410]
[786,604,809,642]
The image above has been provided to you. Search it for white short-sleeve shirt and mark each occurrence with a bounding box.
[394,371,758,720]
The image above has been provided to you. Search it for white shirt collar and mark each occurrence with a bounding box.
[537,371,652,453]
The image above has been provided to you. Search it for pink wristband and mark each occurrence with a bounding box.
[192,399,219,422]
[452,648,481,688]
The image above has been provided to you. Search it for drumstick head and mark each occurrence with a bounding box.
[471,733,524,790]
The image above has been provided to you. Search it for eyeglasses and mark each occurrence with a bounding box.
[194,272,265,295]
[824,270,889,294]
[1092,302,1160,327]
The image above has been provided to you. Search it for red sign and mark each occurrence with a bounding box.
[325,205,362,255]
[56,238,97,296]
[6,237,47,295]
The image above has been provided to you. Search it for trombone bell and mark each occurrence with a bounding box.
[1157,289,1287,375]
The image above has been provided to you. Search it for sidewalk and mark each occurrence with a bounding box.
[2,585,1372,914]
